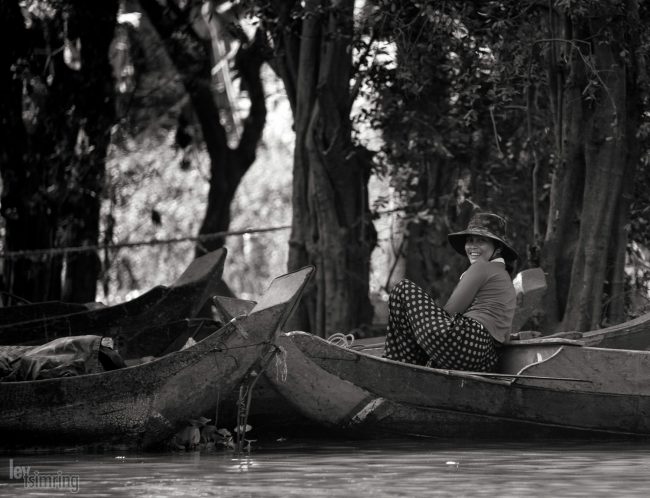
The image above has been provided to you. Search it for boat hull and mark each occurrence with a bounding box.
[0,248,227,352]
[269,332,650,439]
[0,267,313,450]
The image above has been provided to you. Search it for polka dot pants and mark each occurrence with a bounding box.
[383,279,498,372]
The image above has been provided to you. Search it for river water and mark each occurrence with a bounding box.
[2,437,650,497]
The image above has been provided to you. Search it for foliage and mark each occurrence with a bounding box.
[101,65,293,303]
[355,0,545,294]
[0,0,118,302]
[6,0,650,332]
[355,0,650,328]
[98,1,291,303]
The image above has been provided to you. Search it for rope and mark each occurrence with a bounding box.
[0,225,291,260]
[213,388,220,435]
[274,345,287,382]
[230,314,250,339]
[0,202,432,262]
[327,332,356,348]
[234,344,285,456]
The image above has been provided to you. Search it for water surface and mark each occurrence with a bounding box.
[1,438,650,497]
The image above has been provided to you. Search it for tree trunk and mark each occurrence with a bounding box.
[561,18,627,331]
[608,2,644,324]
[139,1,267,258]
[541,6,640,332]
[286,0,376,335]
[540,30,587,329]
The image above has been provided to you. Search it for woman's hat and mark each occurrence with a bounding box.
[447,212,519,261]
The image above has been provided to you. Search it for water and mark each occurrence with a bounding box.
[1,438,650,497]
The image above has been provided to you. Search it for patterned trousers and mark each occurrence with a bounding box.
[383,279,498,371]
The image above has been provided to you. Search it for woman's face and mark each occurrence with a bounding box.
[464,235,497,264]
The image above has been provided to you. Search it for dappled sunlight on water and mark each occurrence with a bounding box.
[1,438,650,497]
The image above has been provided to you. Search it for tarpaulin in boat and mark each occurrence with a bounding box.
[0,335,104,381]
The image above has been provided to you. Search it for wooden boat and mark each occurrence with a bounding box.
[554,314,650,350]
[212,267,650,435]
[268,331,650,439]
[0,301,98,326]
[0,248,227,354]
[0,266,313,450]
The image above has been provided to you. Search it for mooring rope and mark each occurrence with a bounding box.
[234,344,285,455]
[274,345,287,382]
[0,225,291,260]
[326,332,356,348]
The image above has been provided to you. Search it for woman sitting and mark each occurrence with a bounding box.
[383,212,518,372]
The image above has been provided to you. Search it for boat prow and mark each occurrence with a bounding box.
[0,266,314,451]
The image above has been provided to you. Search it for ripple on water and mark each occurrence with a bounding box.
[2,439,650,497]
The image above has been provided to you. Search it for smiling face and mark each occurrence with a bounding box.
[464,235,498,264]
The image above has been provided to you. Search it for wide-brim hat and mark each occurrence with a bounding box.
[448,212,519,262]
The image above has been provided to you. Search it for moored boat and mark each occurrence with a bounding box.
[212,267,650,435]
[0,266,313,451]
[0,301,99,326]
[269,331,650,439]
[0,248,227,350]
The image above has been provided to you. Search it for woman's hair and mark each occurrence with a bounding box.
[491,241,516,275]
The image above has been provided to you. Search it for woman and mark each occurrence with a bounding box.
[383,212,517,372]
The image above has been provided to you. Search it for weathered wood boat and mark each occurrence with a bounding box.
[560,314,650,350]
[213,268,650,435]
[268,331,650,439]
[0,266,313,450]
[0,248,227,353]
[351,314,650,353]
[0,301,99,326]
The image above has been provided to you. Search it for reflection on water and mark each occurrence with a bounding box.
[1,438,650,497]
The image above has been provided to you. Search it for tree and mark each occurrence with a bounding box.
[360,1,650,331]
[253,0,377,335]
[137,0,268,261]
[364,2,506,302]
[0,0,119,303]
[539,2,646,331]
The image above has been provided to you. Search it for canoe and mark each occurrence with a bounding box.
[559,314,650,350]
[0,301,99,326]
[210,268,557,432]
[0,266,314,450]
[268,331,650,439]
[211,267,650,435]
[0,248,227,354]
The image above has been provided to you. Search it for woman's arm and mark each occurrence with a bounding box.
[444,263,489,314]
